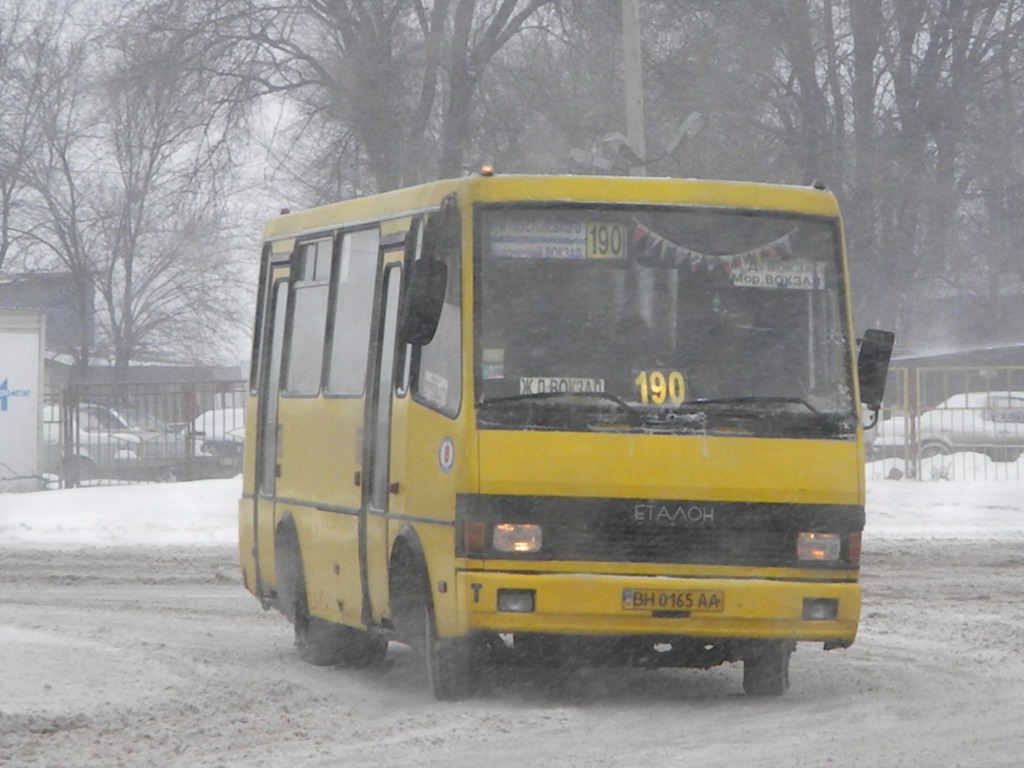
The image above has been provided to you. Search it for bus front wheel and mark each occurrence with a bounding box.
[390,555,479,700]
[742,641,793,696]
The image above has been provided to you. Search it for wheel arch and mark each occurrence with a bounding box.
[388,523,434,626]
[390,524,431,589]
[918,436,954,455]
[391,523,428,570]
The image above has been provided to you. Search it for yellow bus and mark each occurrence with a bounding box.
[239,172,893,698]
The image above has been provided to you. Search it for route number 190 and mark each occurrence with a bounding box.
[586,223,626,259]
[634,370,686,405]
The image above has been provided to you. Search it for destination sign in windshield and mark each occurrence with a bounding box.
[488,220,626,260]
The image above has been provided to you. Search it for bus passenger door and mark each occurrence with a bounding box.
[254,278,288,596]
[360,261,402,624]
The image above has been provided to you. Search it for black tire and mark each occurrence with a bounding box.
[390,551,479,700]
[296,613,387,668]
[275,527,386,668]
[742,641,793,696]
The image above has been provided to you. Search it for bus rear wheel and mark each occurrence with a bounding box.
[295,614,387,668]
[742,641,793,696]
[291,586,387,667]
[276,531,386,668]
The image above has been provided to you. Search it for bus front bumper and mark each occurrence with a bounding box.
[457,570,860,645]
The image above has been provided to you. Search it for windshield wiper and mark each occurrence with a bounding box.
[478,391,645,425]
[683,396,822,414]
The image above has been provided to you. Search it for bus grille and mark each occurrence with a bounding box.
[456,494,863,568]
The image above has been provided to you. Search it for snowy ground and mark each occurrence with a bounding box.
[2,465,1023,767]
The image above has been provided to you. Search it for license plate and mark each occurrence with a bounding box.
[621,588,724,613]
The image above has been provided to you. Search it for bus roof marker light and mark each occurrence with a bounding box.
[480,164,495,176]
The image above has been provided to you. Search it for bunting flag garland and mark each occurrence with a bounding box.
[629,219,796,276]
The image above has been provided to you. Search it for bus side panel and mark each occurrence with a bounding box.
[240,392,258,498]
[239,394,260,597]
[237,393,258,598]
[275,396,366,626]
[289,505,362,625]
[238,495,257,596]
[388,404,477,638]
[275,398,362,509]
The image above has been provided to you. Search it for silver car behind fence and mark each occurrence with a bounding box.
[43,381,245,487]
[867,366,1024,481]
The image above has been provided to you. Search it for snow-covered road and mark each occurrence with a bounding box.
[2,475,1023,767]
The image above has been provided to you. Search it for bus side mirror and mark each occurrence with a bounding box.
[857,328,895,411]
[398,257,447,346]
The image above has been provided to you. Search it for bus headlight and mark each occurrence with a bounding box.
[796,532,841,562]
[493,523,542,553]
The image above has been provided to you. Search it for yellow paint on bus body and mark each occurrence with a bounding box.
[239,173,865,658]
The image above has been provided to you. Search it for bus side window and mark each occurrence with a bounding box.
[326,229,380,396]
[413,204,462,417]
[248,243,272,393]
[284,237,333,396]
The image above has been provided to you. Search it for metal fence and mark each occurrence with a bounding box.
[867,366,1024,481]
[42,380,246,487]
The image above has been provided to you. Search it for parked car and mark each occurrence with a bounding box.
[42,403,201,483]
[871,391,1024,462]
[191,407,245,476]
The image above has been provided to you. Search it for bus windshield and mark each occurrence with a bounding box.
[475,204,855,436]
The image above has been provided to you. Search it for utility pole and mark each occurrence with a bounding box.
[621,0,646,176]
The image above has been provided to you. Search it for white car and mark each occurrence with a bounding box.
[191,407,245,475]
[871,391,1024,462]
[42,403,197,483]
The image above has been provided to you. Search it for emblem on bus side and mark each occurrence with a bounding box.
[438,437,455,473]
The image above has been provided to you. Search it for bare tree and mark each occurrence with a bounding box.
[199,0,555,196]
[14,0,254,375]
[94,4,253,371]
[0,5,57,273]
[15,8,100,373]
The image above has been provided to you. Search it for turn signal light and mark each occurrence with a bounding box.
[493,523,542,553]
[463,521,487,555]
[847,531,862,564]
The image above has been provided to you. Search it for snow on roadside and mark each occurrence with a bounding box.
[1,471,1023,550]
[866,477,1024,540]
[867,453,1024,540]
[0,477,240,550]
